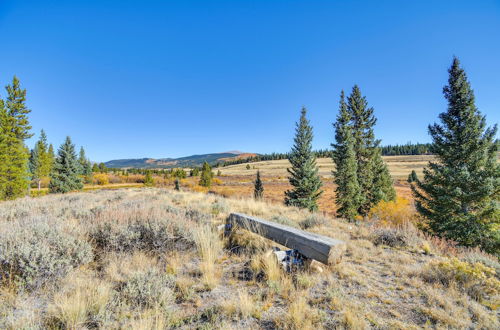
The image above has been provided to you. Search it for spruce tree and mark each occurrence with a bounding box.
[144,170,154,187]
[29,142,41,190]
[0,77,32,200]
[49,136,84,193]
[284,107,323,211]
[413,57,499,254]
[371,148,396,203]
[174,178,180,191]
[78,146,93,183]
[29,130,51,190]
[254,170,264,200]
[48,143,55,170]
[407,170,418,183]
[0,99,7,196]
[199,161,213,187]
[348,85,394,216]
[332,91,362,221]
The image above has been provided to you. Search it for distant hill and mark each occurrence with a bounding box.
[104,152,257,169]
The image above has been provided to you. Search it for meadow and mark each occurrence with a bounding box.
[183,155,433,215]
[1,188,499,329]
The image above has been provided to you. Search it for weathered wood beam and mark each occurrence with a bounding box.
[227,212,346,265]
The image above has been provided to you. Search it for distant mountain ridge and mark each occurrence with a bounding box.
[104,152,256,169]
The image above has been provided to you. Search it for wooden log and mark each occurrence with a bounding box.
[227,212,346,265]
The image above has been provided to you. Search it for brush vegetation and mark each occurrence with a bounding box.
[0,188,498,329]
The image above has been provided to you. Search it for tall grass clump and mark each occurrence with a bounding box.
[193,225,223,289]
[0,220,93,289]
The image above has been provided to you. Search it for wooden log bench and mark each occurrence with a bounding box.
[226,212,346,265]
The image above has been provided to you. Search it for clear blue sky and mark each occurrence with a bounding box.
[0,0,499,162]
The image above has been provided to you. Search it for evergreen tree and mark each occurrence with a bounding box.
[144,170,154,187]
[174,178,180,191]
[371,148,396,203]
[284,107,323,211]
[0,77,32,200]
[407,170,418,183]
[78,147,93,183]
[29,130,52,190]
[332,91,362,221]
[92,163,99,173]
[29,142,41,189]
[49,136,84,193]
[199,161,213,187]
[413,57,499,254]
[348,85,394,216]
[48,143,55,170]
[254,170,264,200]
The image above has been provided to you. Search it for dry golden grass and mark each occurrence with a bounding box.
[1,188,498,329]
[178,155,427,215]
[218,155,433,179]
[193,224,223,289]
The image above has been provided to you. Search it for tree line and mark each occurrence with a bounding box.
[0,76,93,198]
[222,143,432,167]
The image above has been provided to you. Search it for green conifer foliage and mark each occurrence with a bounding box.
[0,77,32,200]
[49,136,84,193]
[199,161,213,187]
[254,170,264,200]
[144,170,154,187]
[174,179,180,191]
[78,147,93,183]
[412,57,499,254]
[407,170,418,183]
[332,91,362,221]
[29,130,52,190]
[371,148,396,204]
[284,107,323,211]
[347,85,394,216]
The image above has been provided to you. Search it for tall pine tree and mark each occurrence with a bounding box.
[412,57,499,254]
[332,91,362,221]
[348,85,394,216]
[78,146,93,183]
[0,76,32,200]
[49,136,84,193]
[29,130,52,190]
[254,170,264,200]
[284,107,323,211]
[199,161,213,187]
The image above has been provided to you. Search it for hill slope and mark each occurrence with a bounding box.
[104,151,256,169]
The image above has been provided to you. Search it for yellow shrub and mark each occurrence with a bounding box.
[92,173,109,185]
[212,178,223,185]
[422,258,500,305]
[369,197,416,227]
[192,185,209,193]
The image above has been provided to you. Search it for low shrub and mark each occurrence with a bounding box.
[270,215,298,228]
[299,214,329,229]
[211,200,228,216]
[371,228,409,247]
[461,251,500,278]
[90,217,194,253]
[0,221,93,289]
[369,197,416,227]
[118,269,175,309]
[421,258,500,303]
[93,173,109,185]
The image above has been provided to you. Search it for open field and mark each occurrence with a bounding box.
[218,155,433,179]
[180,155,434,215]
[1,188,498,329]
